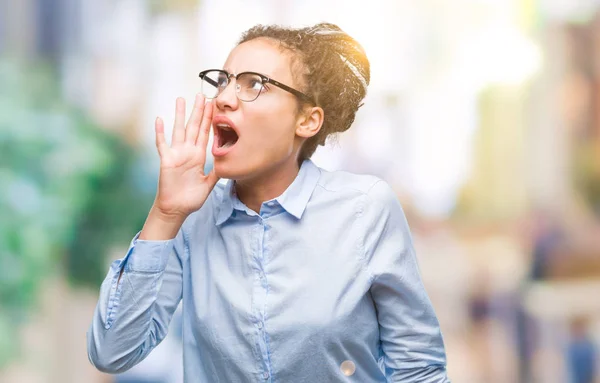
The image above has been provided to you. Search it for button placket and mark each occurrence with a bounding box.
[252,217,271,378]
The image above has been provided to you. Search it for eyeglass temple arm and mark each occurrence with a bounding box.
[269,79,314,104]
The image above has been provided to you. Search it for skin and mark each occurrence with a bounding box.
[139,37,324,241]
[212,38,324,212]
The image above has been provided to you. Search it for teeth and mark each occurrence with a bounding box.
[216,123,232,130]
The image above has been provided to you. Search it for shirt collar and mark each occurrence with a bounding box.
[215,159,320,225]
[215,180,236,225]
[276,159,320,219]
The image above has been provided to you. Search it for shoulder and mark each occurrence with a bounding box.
[315,167,398,207]
[314,168,405,230]
[315,167,382,196]
[364,178,400,209]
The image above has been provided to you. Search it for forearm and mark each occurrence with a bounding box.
[114,206,183,285]
[87,236,182,373]
[387,366,450,383]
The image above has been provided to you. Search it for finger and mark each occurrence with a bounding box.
[185,93,204,145]
[155,117,166,156]
[196,100,214,149]
[171,97,186,145]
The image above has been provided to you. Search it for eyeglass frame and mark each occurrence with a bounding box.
[198,69,315,104]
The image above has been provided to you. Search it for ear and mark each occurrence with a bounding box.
[295,106,324,139]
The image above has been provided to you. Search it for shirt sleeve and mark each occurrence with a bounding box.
[363,180,451,383]
[86,227,185,374]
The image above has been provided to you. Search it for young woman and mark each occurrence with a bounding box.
[87,22,450,382]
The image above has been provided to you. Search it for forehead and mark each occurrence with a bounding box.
[224,38,295,84]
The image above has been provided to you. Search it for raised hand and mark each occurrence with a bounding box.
[140,95,218,240]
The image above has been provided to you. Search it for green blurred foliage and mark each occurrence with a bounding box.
[0,59,152,367]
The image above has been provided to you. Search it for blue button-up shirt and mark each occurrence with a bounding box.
[87,160,450,382]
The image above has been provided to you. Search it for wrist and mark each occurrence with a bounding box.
[151,205,188,223]
[139,206,186,240]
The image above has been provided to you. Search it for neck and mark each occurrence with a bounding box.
[235,158,302,214]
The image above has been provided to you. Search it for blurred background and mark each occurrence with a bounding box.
[1,0,600,382]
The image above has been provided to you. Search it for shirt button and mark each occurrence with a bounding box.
[340,360,356,376]
[257,321,263,329]
[263,371,270,379]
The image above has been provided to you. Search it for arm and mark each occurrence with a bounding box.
[86,223,185,374]
[86,95,217,373]
[364,181,450,383]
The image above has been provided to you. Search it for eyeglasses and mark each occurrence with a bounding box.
[198,69,314,104]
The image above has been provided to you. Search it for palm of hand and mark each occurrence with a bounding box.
[153,95,219,218]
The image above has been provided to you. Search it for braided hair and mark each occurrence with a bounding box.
[238,22,370,161]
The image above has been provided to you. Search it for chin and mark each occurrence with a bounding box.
[213,162,235,180]
[213,159,252,180]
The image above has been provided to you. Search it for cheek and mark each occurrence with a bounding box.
[245,103,297,147]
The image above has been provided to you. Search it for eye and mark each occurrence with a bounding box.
[249,78,264,91]
[236,73,268,101]
[217,74,229,89]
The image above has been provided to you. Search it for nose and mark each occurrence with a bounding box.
[215,79,239,111]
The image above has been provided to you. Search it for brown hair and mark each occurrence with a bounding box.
[238,22,370,161]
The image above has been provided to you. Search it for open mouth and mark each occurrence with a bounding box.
[215,123,239,149]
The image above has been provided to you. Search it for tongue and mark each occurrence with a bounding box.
[222,141,234,149]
